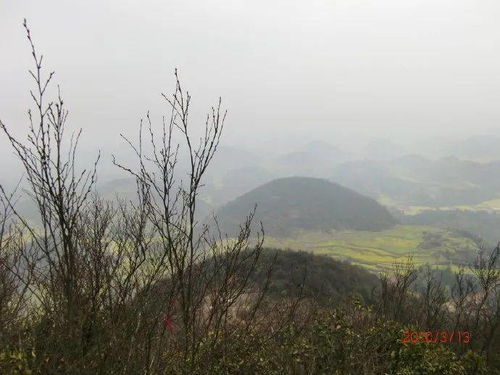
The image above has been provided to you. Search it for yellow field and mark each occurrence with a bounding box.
[264,225,478,272]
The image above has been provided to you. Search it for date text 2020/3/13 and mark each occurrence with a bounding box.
[401,330,471,344]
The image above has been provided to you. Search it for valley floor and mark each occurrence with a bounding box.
[264,225,478,272]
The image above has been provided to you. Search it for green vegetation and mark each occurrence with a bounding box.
[264,225,479,272]
[403,209,500,246]
[216,176,397,237]
[246,248,379,304]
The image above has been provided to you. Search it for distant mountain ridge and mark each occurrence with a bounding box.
[215,177,397,237]
[332,155,500,208]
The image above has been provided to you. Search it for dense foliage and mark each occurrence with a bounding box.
[216,177,397,236]
[245,248,379,304]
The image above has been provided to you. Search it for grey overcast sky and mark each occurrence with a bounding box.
[1,0,500,160]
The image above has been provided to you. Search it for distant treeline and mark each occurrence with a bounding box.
[403,209,500,247]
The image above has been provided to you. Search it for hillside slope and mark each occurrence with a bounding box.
[215,177,397,236]
[247,248,379,304]
[332,156,500,208]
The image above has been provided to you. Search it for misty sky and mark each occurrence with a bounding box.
[1,0,500,175]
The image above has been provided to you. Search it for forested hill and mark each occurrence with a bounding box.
[247,248,379,304]
[215,177,397,237]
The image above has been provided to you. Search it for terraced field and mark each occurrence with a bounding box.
[385,199,500,215]
[264,225,478,272]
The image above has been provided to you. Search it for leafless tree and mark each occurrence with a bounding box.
[376,257,418,323]
[0,20,273,374]
[469,245,499,366]
[111,67,271,373]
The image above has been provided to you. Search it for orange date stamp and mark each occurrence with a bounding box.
[401,330,471,344]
